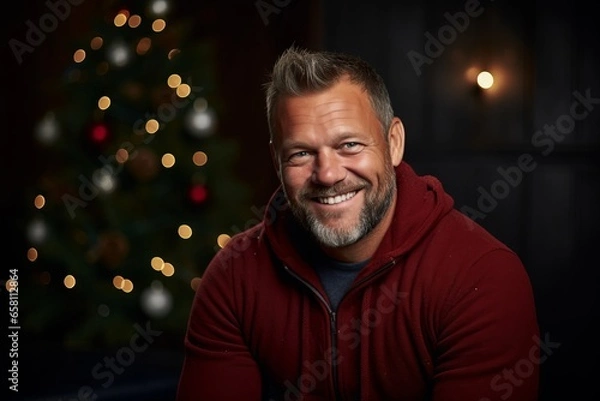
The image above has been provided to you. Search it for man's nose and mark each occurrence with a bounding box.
[311,149,346,186]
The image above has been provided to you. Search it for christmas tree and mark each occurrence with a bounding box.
[21,0,251,349]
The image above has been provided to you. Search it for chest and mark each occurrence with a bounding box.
[244,277,433,400]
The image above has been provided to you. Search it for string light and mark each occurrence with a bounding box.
[151,256,165,271]
[136,37,152,55]
[161,153,176,168]
[192,151,208,166]
[90,36,103,50]
[34,195,45,209]
[113,275,124,289]
[121,279,134,293]
[128,15,142,28]
[145,119,159,134]
[217,234,231,248]
[98,96,111,110]
[114,12,128,27]
[190,277,202,291]
[176,83,191,98]
[73,49,86,63]
[178,224,192,239]
[115,148,129,163]
[152,19,166,32]
[27,247,38,262]
[167,73,182,88]
[161,263,175,277]
[64,275,76,289]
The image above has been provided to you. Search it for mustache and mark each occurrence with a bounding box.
[300,181,368,199]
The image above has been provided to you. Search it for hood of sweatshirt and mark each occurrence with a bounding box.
[262,161,455,283]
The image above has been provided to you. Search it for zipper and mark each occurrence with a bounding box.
[338,258,397,306]
[283,265,342,401]
[282,257,397,400]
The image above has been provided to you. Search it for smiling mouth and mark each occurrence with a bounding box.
[314,190,358,205]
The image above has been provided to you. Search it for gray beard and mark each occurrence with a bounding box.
[286,167,397,248]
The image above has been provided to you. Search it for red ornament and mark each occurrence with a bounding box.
[89,123,110,144]
[188,184,208,204]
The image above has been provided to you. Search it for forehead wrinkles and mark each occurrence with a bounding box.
[284,100,364,134]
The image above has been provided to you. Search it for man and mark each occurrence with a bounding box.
[176,46,540,401]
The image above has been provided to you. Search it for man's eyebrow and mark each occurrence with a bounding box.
[281,132,363,149]
[280,140,311,150]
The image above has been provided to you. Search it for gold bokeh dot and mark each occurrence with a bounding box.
[115,148,129,163]
[73,49,86,63]
[152,19,166,32]
[176,84,191,98]
[151,256,164,271]
[34,194,46,209]
[145,119,159,134]
[178,224,192,239]
[137,37,152,55]
[90,36,103,50]
[98,96,111,110]
[217,234,231,248]
[114,12,128,27]
[161,153,176,168]
[192,151,208,166]
[128,14,142,28]
[64,275,76,289]
[113,275,124,289]
[122,279,134,293]
[167,74,182,88]
[27,247,38,262]
[161,263,175,277]
[191,277,202,291]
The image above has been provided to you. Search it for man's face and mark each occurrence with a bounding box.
[271,78,403,248]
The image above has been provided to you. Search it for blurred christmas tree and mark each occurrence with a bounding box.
[22,0,251,349]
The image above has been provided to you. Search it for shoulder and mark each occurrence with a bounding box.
[419,209,531,309]
[425,208,519,265]
[201,222,274,284]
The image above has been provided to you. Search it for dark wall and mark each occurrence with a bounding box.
[323,0,599,400]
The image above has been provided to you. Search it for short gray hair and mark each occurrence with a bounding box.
[264,46,395,142]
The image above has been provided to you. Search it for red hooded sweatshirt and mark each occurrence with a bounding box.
[177,162,540,401]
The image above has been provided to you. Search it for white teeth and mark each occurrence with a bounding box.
[318,191,357,205]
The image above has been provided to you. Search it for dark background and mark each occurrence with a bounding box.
[4,0,599,400]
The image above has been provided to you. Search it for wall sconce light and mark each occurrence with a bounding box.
[476,70,494,89]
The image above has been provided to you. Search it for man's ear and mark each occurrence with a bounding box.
[387,117,405,166]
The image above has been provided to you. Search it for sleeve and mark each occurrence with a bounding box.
[432,249,540,401]
[176,249,262,401]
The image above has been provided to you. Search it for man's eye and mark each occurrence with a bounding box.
[341,142,364,152]
[289,151,309,160]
